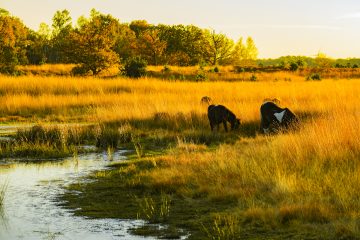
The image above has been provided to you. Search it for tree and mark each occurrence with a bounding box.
[231,37,258,66]
[244,37,258,60]
[52,9,72,36]
[0,8,10,16]
[76,15,89,29]
[129,20,149,38]
[69,10,120,75]
[138,28,167,65]
[0,13,28,73]
[51,9,73,63]
[231,37,246,65]
[156,24,208,65]
[205,29,234,65]
[26,23,52,64]
[113,24,138,62]
[314,52,334,68]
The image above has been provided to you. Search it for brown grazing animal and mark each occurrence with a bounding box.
[208,105,241,132]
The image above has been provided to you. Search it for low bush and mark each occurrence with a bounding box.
[122,57,147,78]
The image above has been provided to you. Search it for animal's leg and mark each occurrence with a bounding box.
[210,122,214,131]
[260,115,271,134]
[223,121,228,132]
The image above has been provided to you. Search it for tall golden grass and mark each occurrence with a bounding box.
[0,75,358,124]
[6,72,358,236]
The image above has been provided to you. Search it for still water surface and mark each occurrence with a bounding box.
[0,150,155,240]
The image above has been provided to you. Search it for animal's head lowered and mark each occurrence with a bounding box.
[231,118,241,130]
[201,96,212,106]
[263,98,281,105]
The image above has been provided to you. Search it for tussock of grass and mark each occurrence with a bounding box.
[0,124,95,159]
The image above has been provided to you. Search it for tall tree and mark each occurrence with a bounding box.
[129,20,149,38]
[231,37,246,65]
[314,52,333,68]
[138,28,166,65]
[26,25,50,65]
[244,37,258,60]
[52,9,72,36]
[68,10,120,75]
[231,36,258,66]
[51,9,73,63]
[0,8,10,16]
[205,29,234,65]
[113,24,138,62]
[0,12,28,73]
[158,24,209,65]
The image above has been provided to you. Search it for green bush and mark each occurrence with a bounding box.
[289,62,299,71]
[122,57,147,78]
[195,72,208,81]
[71,65,90,76]
[306,73,321,81]
[250,74,257,81]
[162,65,171,73]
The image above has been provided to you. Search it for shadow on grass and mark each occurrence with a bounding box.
[296,110,326,121]
[101,112,263,150]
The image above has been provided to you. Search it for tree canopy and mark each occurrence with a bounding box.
[0,10,29,73]
[0,8,261,75]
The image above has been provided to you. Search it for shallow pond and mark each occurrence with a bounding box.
[0,150,156,240]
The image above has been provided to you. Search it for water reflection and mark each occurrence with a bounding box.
[0,150,154,240]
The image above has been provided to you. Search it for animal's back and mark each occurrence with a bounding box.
[208,105,229,123]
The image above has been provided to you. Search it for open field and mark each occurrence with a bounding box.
[0,73,359,123]
[1,72,360,238]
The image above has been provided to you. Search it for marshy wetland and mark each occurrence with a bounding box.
[0,70,360,239]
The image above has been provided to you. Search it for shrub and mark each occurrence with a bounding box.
[162,65,171,73]
[122,57,147,78]
[250,74,257,81]
[289,62,298,71]
[195,72,208,81]
[213,66,220,73]
[306,73,321,81]
[233,66,245,73]
[71,65,90,76]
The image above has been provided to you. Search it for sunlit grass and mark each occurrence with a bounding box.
[0,75,359,124]
[2,71,360,238]
[101,109,360,238]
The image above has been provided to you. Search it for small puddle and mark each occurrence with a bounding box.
[0,151,156,240]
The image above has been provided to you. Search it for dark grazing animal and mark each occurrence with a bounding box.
[208,105,241,132]
[260,101,299,133]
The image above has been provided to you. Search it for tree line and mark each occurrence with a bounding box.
[0,8,258,75]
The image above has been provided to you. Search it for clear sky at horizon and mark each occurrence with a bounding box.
[2,0,360,58]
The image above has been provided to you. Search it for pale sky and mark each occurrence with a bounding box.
[2,0,360,58]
